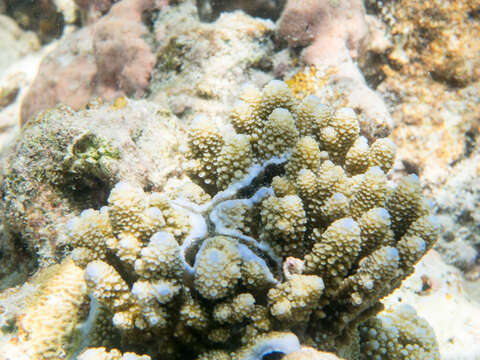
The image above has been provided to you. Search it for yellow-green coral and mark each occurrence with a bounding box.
[62,80,440,360]
[185,116,225,193]
[357,208,395,259]
[348,166,388,219]
[61,181,190,334]
[344,137,370,175]
[285,136,322,179]
[85,260,139,330]
[17,258,87,359]
[216,134,253,190]
[134,232,184,280]
[107,182,165,240]
[359,305,440,359]
[304,218,362,290]
[260,194,307,258]
[368,138,396,174]
[65,208,115,267]
[193,236,243,300]
[78,347,151,360]
[268,274,324,322]
[257,108,299,160]
[213,293,256,324]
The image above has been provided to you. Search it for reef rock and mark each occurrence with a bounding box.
[1,99,182,272]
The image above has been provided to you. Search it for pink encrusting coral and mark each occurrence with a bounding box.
[277,0,368,66]
[276,0,393,139]
[20,0,162,125]
[92,0,158,100]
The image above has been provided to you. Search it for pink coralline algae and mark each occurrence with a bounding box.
[20,0,162,125]
[277,0,368,66]
[74,0,118,21]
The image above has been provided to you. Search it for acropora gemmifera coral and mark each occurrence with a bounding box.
[61,80,439,359]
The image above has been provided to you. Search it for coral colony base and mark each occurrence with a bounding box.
[56,80,440,359]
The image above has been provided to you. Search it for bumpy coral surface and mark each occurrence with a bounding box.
[78,347,151,360]
[363,0,480,279]
[1,99,181,270]
[359,305,439,359]
[20,0,160,124]
[62,80,439,359]
[1,258,87,359]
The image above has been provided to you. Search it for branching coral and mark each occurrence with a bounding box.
[276,1,394,139]
[62,80,439,359]
[359,305,439,359]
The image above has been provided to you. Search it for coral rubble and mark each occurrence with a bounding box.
[62,80,440,359]
[368,0,480,182]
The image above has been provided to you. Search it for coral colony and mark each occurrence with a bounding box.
[58,81,440,359]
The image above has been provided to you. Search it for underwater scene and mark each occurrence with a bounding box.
[0,0,479,359]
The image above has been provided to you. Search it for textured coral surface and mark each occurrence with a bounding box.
[0,258,87,359]
[20,0,159,125]
[383,250,480,359]
[1,99,182,271]
[364,0,480,279]
[59,80,439,359]
[0,0,478,359]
